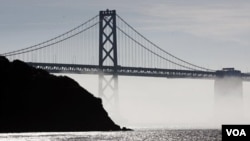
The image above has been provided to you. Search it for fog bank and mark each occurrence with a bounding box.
[58,74,250,129]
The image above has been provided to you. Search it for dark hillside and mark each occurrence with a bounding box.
[0,56,124,132]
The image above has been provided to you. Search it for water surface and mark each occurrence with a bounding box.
[0,129,221,141]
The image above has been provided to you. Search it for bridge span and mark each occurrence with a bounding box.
[2,9,250,110]
[27,62,250,81]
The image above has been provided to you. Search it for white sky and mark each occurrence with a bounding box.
[1,0,250,128]
[1,0,250,71]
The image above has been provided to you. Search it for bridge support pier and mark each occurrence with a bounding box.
[214,68,244,124]
[98,74,119,112]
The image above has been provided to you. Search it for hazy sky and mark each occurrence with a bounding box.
[1,0,250,71]
[1,0,250,128]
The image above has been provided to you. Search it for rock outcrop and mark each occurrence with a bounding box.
[0,56,123,132]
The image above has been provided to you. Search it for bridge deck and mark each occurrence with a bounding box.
[27,62,215,78]
[27,62,250,81]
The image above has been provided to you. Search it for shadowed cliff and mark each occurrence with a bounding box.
[0,56,128,132]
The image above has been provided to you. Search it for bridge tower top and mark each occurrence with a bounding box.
[99,9,118,72]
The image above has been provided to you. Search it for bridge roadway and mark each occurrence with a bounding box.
[27,62,250,81]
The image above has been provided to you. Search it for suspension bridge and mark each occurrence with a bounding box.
[1,10,250,107]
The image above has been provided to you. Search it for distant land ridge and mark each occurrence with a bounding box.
[0,56,129,132]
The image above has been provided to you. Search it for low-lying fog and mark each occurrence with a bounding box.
[58,74,250,129]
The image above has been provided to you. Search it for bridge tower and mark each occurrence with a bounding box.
[98,10,119,112]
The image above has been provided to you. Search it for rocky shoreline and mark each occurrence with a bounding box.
[0,56,131,132]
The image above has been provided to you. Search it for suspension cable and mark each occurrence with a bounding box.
[4,22,99,56]
[2,15,99,56]
[116,14,214,71]
[117,26,195,70]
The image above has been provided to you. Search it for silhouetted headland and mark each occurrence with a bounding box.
[0,56,131,132]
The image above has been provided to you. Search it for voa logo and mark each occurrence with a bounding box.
[226,129,246,136]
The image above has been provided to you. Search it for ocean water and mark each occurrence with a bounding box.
[0,129,221,141]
